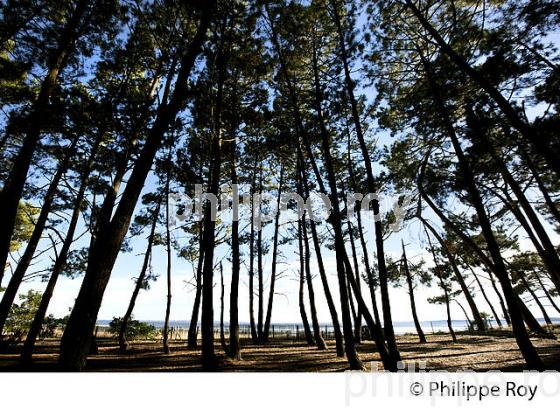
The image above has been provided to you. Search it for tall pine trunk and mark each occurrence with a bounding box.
[219,262,227,352]
[256,168,264,341]
[401,241,426,343]
[297,218,315,346]
[346,215,363,344]
[228,137,241,359]
[469,266,502,328]
[200,27,227,369]
[298,157,344,357]
[163,173,172,354]
[248,165,258,343]
[119,201,161,353]
[302,214,327,350]
[518,273,552,326]
[187,223,204,348]
[262,164,284,343]
[424,227,457,342]
[347,143,382,326]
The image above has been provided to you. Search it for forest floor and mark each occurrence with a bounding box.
[1,329,560,371]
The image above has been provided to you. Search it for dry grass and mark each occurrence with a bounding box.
[1,330,560,372]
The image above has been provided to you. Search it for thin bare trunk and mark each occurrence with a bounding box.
[402,241,426,343]
[262,165,284,343]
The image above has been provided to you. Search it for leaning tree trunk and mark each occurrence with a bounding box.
[219,262,227,352]
[348,145,382,326]
[200,32,226,369]
[424,227,457,342]
[187,224,204,348]
[256,167,264,341]
[228,137,241,359]
[248,164,258,344]
[516,144,560,226]
[418,217,486,332]
[119,201,160,352]
[163,174,173,355]
[518,272,553,326]
[470,111,560,293]
[262,164,284,343]
[346,216,363,344]
[471,267,502,328]
[456,300,474,330]
[0,0,90,278]
[298,156,344,357]
[302,213,327,350]
[0,135,80,334]
[488,270,511,326]
[57,7,214,370]
[443,285,457,342]
[297,218,315,346]
[306,28,396,370]
[422,189,545,335]
[534,273,560,315]
[401,241,426,343]
[20,135,102,363]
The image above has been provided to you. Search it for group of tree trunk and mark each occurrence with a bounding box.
[0,0,559,373]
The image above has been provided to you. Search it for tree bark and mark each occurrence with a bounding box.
[345,215,363,344]
[534,273,560,315]
[200,23,227,369]
[347,143,382,327]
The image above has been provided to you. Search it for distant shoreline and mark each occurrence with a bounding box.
[95,318,560,335]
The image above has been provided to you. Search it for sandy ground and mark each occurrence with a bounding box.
[1,330,560,372]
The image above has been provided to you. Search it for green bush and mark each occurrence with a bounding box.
[5,290,41,340]
[108,317,157,340]
[4,290,68,340]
